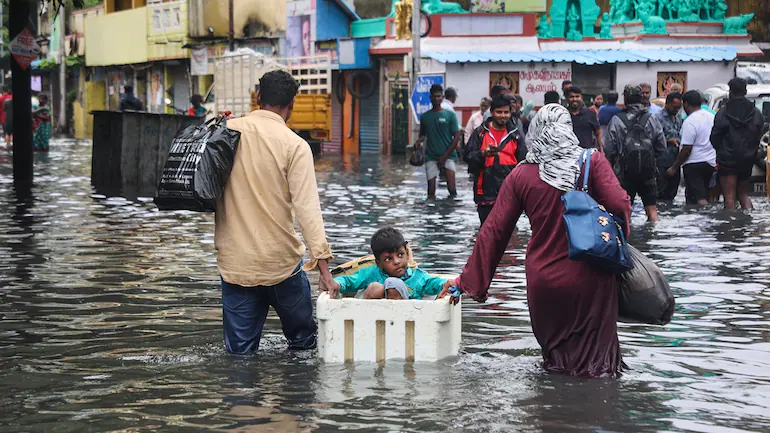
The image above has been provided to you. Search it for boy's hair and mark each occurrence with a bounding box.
[565,86,582,97]
[429,84,443,94]
[682,90,702,107]
[490,95,511,111]
[259,70,300,107]
[544,90,560,104]
[490,85,507,98]
[370,227,407,259]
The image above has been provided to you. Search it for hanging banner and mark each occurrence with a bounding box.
[191,48,209,76]
[9,28,41,71]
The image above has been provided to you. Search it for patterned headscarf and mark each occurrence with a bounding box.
[524,104,584,192]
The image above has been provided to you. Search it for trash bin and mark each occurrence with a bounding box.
[91,111,203,199]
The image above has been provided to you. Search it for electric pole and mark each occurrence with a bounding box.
[228,0,234,51]
[410,0,421,143]
[58,2,66,134]
[10,0,35,189]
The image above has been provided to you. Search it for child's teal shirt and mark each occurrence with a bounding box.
[333,266,446,299]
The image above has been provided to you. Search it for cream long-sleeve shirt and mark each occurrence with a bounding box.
[215,110,333,287]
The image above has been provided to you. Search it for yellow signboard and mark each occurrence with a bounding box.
[471,0,547,13]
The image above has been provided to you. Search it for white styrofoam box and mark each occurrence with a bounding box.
[316,292,461,363]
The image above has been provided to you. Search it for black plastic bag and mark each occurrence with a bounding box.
[409,146,425,167]
[617,245,675,325]
[155,115,241,212]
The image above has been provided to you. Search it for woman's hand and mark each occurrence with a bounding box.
[437,279,461,305]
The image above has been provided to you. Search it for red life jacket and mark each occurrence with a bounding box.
[475,124,519,197]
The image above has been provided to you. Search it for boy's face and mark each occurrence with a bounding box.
[377,245,408,278]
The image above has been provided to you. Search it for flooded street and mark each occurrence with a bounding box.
[1,139,769,433]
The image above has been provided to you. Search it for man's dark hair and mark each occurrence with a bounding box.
[190,94,203,105]
[124,85,134,94]
[490,95,511,111]
[430,84,444,94]
[370,227,407,259]
[682,90,702,107]
[562,80,572,88]
[444,86,457,101]
[490,85,507,98]
[565,86,582,97]
[606,91,619,104]
[728,77,747,97]
[665,92,682,104]
[544,90,560,104]
[512,94,523,105]
[259,70,300,107]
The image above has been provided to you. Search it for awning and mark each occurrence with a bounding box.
[423,47,738,65]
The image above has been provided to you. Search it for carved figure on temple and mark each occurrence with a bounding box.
[636,1,667,34]
[537,15,553,39]
[723,13,754,35]
[394,0,413,40]
[657,0,674,20]
[677,0,699,22]
[599,12,614,39]
[713,0,728,21]
[566,4,583,41]
[610,0,635,24]
[421,0,468,14]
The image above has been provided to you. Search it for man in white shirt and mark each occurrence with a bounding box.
[441,86,457,113]
[666,90,717,205]
[464,97,491,144]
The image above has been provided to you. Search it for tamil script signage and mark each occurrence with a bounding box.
[518,64,572,104]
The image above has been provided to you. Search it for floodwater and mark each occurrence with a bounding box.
[0,139,769,433]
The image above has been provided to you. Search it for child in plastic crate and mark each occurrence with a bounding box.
[330,227,455,300]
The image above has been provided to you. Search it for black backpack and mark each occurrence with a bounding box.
[617,112,655,180]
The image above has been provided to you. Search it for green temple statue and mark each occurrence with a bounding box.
[599,13,614,39]
[537,15,553,39]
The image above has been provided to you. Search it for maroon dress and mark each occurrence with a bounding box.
[456,152,631,378]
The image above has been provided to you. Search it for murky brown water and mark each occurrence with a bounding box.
[0,140,769,432]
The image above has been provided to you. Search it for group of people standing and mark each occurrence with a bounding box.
[414,76,763,226]
[0,86,51,152]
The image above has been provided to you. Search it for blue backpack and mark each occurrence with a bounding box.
[562,150,633,275]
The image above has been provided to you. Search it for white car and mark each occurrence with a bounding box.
[703,84,770,196]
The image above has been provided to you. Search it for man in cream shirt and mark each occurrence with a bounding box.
[215,70,335,354]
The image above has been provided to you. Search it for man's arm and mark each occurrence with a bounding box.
[414,117,427,148]
[709,111,727,154]
[604,117,621,164]
[440,112,462,163]
[287,139,334,289]
[648,115,667,157]
[592,117,603,152]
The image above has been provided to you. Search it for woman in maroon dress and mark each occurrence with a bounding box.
[442,104,631,378]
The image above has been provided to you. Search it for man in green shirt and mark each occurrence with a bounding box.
[414,84,462,198]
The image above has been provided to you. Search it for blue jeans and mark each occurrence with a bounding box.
[221,267,317,354]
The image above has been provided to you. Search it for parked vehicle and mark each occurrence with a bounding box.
[204,49,332,156]
[703,83,770,196]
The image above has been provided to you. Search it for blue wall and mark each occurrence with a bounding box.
[316,0,351,41]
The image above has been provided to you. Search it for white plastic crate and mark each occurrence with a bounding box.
[316,292,462,363]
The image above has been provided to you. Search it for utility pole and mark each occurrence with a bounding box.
[410,0,421,143]
[58,2,66,134]
[228,0,234,51]
[10,0,35,188]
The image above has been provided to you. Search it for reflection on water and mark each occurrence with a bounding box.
[0,140,768,432]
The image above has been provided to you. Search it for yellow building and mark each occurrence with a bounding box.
[84,0,191,116]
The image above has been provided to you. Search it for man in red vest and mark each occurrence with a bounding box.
[464,96,526,225]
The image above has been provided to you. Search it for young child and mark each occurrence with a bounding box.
[331,227,455,300]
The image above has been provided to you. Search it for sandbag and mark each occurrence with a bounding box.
[617,245,675,325]
[155,115,240,212]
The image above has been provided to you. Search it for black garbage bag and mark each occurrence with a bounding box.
[617,245,675,325]
[409,146,425,167]
[155,115,241,212]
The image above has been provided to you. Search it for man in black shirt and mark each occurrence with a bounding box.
[566,86,602,151]
[119,85,144,111]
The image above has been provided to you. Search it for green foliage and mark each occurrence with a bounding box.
[38,58,59,71]
[65,55,83,67]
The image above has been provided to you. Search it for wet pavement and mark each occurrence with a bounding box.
[0,139,769,433]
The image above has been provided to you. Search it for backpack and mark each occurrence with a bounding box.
[617,112,655,180]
